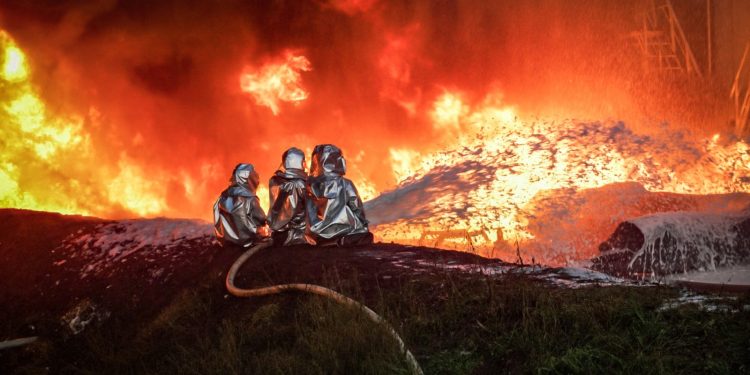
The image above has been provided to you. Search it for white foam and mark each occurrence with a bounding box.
[60,218,214,278]
[666,265,750,286]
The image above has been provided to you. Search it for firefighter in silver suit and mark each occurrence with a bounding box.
[268,147,314,246]
[306,144,373,246]
[213,163,269,247]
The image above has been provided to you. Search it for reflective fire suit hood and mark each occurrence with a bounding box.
[310,144,346,177]
[213,163,267,247]
[268,148,312,245]
[278,147,307,176]
[306,144,369,241]
[228,163,260,197]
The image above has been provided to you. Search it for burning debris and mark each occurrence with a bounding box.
[367,118,750,264]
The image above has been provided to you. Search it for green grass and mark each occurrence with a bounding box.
[3,270,749,374]
[399,274,750,374]
[70,288,410,375]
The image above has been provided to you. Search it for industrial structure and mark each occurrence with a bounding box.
[632,0,750,137]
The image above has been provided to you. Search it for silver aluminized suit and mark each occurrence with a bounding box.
[268,147,313,246]
[213,163,268,247]
[306,144,372,246]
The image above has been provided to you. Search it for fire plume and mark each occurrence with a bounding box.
[239,52,312,115]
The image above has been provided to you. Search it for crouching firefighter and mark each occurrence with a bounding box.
[213,163,270,248]
[268,147,314,246]
[306,144,373,246]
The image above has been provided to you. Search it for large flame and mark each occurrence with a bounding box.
[367,91,750,263]
[1,32,90,215]
[1,32,168,217]
[0,0,748,263]
[239,52,312,115]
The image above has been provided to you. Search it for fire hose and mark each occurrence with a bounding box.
[225,241,424,375]
[0,336,37,350]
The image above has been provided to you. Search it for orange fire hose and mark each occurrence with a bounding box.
[225,241,423,375]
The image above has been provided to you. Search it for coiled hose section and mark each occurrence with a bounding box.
[225,241,423,375]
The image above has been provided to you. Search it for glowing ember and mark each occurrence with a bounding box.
[239,52,312,115]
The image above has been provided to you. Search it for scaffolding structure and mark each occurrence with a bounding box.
[731,43,750,137]
[419,228,490,250]
[631,0,702,77]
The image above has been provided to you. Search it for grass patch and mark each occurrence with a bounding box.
[391,275,750,374]
[59,288,410,375]
[2,270,749,374]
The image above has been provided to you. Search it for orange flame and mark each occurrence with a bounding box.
[1,32,174,218]
[431,92,465,130]
[1,32,91,215]
[239,52,312,115]
[370,91,750,263]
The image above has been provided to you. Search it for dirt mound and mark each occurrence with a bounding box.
[0,209,226,337]
[0,210,507,337]
[0,208,630,344]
